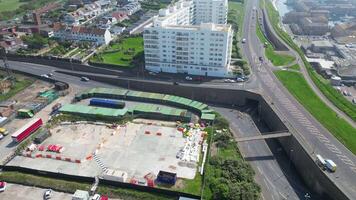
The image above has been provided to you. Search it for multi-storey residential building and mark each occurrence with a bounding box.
[143,0,233,77]
[144,23,233,77]
[193,0,228,25]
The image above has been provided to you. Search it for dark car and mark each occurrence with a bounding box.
[173,82,179,85]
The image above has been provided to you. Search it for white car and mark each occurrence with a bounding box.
[185,76,193,81]
[91,194,101,200]
[41,74,49,78]
[0,134,3,140]
[43,189,52,199]
[241,38,246,43]
[149,71,157,76]
[236,78,244,82]
[224,79,236,83]
[81,77,90,82]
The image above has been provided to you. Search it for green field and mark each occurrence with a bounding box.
[0,74,34,102]
[275,70,356,154]
[289,64,300,71]
[256,20,295,66]
[91,37,144,68]
[228,1,245,37]
[0,0,24,12]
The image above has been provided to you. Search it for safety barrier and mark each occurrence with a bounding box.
[21,152,82,164]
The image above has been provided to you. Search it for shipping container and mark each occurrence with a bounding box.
[156,171,177,185]
[90,98,125,109]
[11,118,43,143]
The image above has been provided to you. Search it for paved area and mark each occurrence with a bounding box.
[8,120,201,180]
[0,183,72,200]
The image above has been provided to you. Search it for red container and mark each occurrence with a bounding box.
[11,118,43,143]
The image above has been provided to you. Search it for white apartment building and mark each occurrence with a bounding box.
[143,0,233,77]
[193,0,228,25]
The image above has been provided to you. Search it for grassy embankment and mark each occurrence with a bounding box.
[263,0,356,153]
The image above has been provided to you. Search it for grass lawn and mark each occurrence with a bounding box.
[288,64,300,71]
[91,37,144,68]
[256,20,295,66]
[228,1,245,37]
[0,74,34,102]
[274,70,356,154]
[0,0,24,12]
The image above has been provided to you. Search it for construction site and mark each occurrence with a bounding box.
[5,87,212,190]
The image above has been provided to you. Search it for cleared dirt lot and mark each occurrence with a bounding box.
[8,120,201,180]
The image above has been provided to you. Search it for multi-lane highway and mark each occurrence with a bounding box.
[241,0,356,199]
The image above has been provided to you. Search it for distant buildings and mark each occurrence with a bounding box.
[143,0,233,77]
[53,24,112,45]
[116,1,141,16]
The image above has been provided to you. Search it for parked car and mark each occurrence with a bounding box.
[185,76,193,81]
[47,73,54,77]
[315,154,326,169]
[0,127,8,136]
[41,74,49,78]
[92,194,101,200]
[43,189,52,199]
[224,79,236,83]
[236,78,244,82]
[100,195,109,200]
[193,76,204,81]
[81,77,90,82]
[0,181,6,192]
[173,81,179,85]
[0,134,3,140]
[148,71,157,76]
[352,98,356,104]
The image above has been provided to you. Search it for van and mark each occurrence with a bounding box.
[325,159,337,172]
[316,154,326,169]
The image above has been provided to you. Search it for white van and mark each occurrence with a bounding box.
[325,159,337,172]
[316,154,326,169]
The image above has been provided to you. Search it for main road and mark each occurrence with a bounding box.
[241,0,356,199]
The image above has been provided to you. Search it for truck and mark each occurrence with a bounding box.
[11,118,43,143]
[316,154,326,169]
[325,159,337,172]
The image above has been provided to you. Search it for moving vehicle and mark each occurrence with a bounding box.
[236,78,244,82]
[185,76,193,81]
[316,154,326,169]
[41,74,49,78]
[47,73,54,77]
[81,77,90,82]
[173,81,179,85]
[11,118,43,143]
[43,189,52,199]
[91,194,101,200]
[241,38,246,43]
[0,181,6,192]
[325,159,337,172]
[0,127,8,136]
